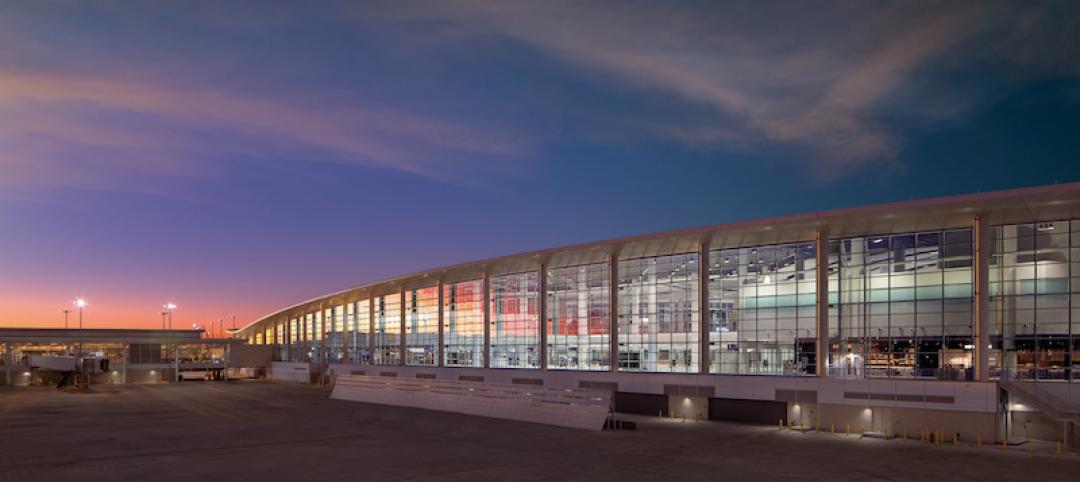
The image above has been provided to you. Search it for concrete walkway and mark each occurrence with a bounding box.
[0,382,1075,481]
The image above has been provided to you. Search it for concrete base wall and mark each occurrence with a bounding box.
[313,363,1025,437]
[270,362,315,383]
[669,396,709,421]
[613,392,667,416]
[810,403,998,443]
[1007,409,1079,446]
[712,397,787,424]
[127,368,166,384]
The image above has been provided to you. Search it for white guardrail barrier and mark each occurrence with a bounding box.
[330,374,613,431]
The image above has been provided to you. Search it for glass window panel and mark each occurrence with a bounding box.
[547,262,610,371]
[443,279,484,367]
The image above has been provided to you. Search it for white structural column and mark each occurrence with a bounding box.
[539,261,548,370]
[6,342,12,385]
[301,313,308,362]
[368,297,376,366]
[609,251,619,373]
[341,303,350,365]
[437,279,445,368]
[974,215,990,382]
[320,305,328,365]
[399,287,407,366]
[699,239,710,374]
[173,340,180,383]
[815,226,830,378]
[283,317,289,361]
[482,272,491,369]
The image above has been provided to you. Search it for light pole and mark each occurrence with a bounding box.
[63,309,71,354]
[164,303,177,381]
[217,318,224,338]
[160,311,167,330]
[74,298,87,357]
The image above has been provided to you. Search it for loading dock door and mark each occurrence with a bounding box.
[708,398,787,424]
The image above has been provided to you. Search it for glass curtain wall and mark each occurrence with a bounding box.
[829,229,974,380]
[443,279,484,367]
[276,320,286,361]
[406,286,439,366]
[308,312,323,363]
[617,253,699,373]
[991,219,1079,381]
[489,272,541,368]
[327,306,345,363]
[709,243,817,375]
[546,262,610,370]
[348,299,372,364]
[289,317,300,362]
[375,293,402,365]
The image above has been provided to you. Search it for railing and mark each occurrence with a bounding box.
[999,379,1080,425]
[826,366,973,380]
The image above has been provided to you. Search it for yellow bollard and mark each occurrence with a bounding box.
[1028,442,1034,453]
[815,424,820,432]
[860,425,865,437]
[903,430,907,440]
[1001,439,1007,451]
[936,429,943,445]
[830,423,835,434]
[846,424,851,436]
[1056,441,1062,456]
[779,419,784,431]
[659,410,663,420]
[976,436,982,448]
[953,433,958,446]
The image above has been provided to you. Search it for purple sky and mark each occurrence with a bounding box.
[2,1,1079,329]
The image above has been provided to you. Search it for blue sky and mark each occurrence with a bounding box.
[1,1,1078,328]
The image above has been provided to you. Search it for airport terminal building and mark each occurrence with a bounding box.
[235,184,1080,445]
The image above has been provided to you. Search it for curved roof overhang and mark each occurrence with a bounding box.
[235,182,1080,337]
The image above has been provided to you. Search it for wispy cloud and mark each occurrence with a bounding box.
[373,0,1080,175]
[0,69,529,197]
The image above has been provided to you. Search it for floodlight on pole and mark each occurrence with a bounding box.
[74,298,87,357]
[164,302,178,381]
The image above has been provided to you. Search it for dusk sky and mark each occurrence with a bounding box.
[2,1,1079,330]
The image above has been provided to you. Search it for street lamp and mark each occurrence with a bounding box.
[74,298,87,357]
[62,309,71,353]
[164,302,178,381]
[164,303,177,329]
